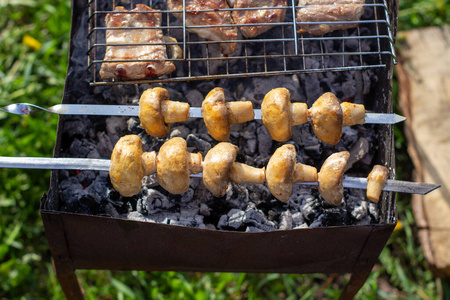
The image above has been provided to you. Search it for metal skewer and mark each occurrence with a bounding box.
[0,103,406,125]
[0,156,438,195]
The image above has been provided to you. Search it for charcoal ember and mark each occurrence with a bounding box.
[243,203,277,231]
[148,212,179,224]
[106,116,127,143]
[76,170,96,187]
[127,117,141,133]
[279,211,293,230]
[256,126,273,157]
[170,125,190,139]
[309,207,351,228]
[358,215,372,225]
[292,212,306,228]
[137,189,175,214]
[185,89,203,107]
[189,177,202,190]
[244,76,302,106]
[96,131,113,157]
[63,118,93,139]
[171,214,204,228]
[103,202,121,218]
[339,127,359,149]
[227,209,245,229]
[299,196,323,223]
[59,177,86,211]
[186,134,211,154]
[218,215,228,229]
[199,203,211,216]
[245,139,257,156]
[245,226,264,233]
[69,138,96,157]
[348,137,369,169]
[84,173,109,204]
[180,188,195,203]
[142,174,159,188]
[368,202,379,221]
[240,122,257,140]
[127,211,146,222]
[246,184,271,205]
[226,183,249,209]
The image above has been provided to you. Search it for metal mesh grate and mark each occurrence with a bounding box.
[87,0,396,86]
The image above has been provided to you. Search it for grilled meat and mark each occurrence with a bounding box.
[231,0,287,38]
[99,4,176,80]
[167,0,238,55]
[296,0,365,35]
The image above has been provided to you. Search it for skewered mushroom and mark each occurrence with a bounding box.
[366,165,389,203]
[261,88,366,145]
[110,135,202,197]
[261,88,308,142]
[203,142,265,197]
[109,135,157,197]
[265,144,318,202]
[139,87,190,138]
[157,137,202,194]
[202,87,254,141]
[317,151,350,205]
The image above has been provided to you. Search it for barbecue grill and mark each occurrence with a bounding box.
[40,0,399,299]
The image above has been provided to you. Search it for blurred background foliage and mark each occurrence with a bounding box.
[0,0,449,299]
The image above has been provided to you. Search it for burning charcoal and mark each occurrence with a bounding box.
[180,188,195,203]
[103,202,120,218]
[368,202,379,221]
[148,212,180,224]
[245,139,257,156]
[63,118,93,139]
[227,209,245,229]
[300,196,323,222]
[106,116,127,143]
[76,170,96,187]
[226,183,249,209]
[358,215,372,225]
[186,134,211,153]
[142,174,159,189]
[240,122,257,140]
[243,203,277,231]
[218,215,228,229]
[127,211,146,222]
[84,174,109,204]
[127,117,141,133]
[292,212,306,228]
[245,226,264,233]
[279,211,293,230]
[246,184,272,205]
[59,177,86,211]
[350,200,369,220]
[137,189,174,214]
[339,127,359,149]
[69,138,94,157]
[199,203,211,216]
[170,125,190,139]
[348,137,369,169]
[96,132,113,157]
[185,89,204,107]
[256,126,273,157]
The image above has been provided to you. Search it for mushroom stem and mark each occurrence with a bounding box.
[293,163,318,182]
[290,102,308,126]
[229,162,265,184]
[161,100,190,124]
[227,101,255,124]
[188,152,203,174]
[141,151,157,176]
[367,165,389,203]
[341,102,365,127]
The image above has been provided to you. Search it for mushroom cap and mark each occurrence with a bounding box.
[156,137,190,194]
[109,135,145,197]
[266,144,296,202]
[203,142,238,197]
[139,87,170,138]
[318,151,350,205]
[202,87,230,141]
[261,88,293,142]
[309,92,343,145]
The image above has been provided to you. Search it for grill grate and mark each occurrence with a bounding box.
[87,0,396,86]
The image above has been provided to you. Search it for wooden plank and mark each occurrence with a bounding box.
[397,25,450,277]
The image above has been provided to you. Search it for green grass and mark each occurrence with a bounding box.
[0,0,449,299]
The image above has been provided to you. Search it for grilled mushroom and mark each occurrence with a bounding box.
[109,135,157,197]
[261,88,308,142]
[202,87,254,141]
[203,142,265,197]
[139,87,190,138]
[341,102,365,126]
[318,151,350,205]
[157,137,202,194]
[266,144,318,202]
[308,92,343,146]
[367,165,389,203]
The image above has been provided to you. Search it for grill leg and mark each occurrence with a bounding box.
[339,268,372,300]
[53,259,84,300]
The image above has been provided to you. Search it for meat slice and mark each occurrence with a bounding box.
[296,0,365,36]
[99,4,176,80]
[167,0,238,55]
[232,0,287,38]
